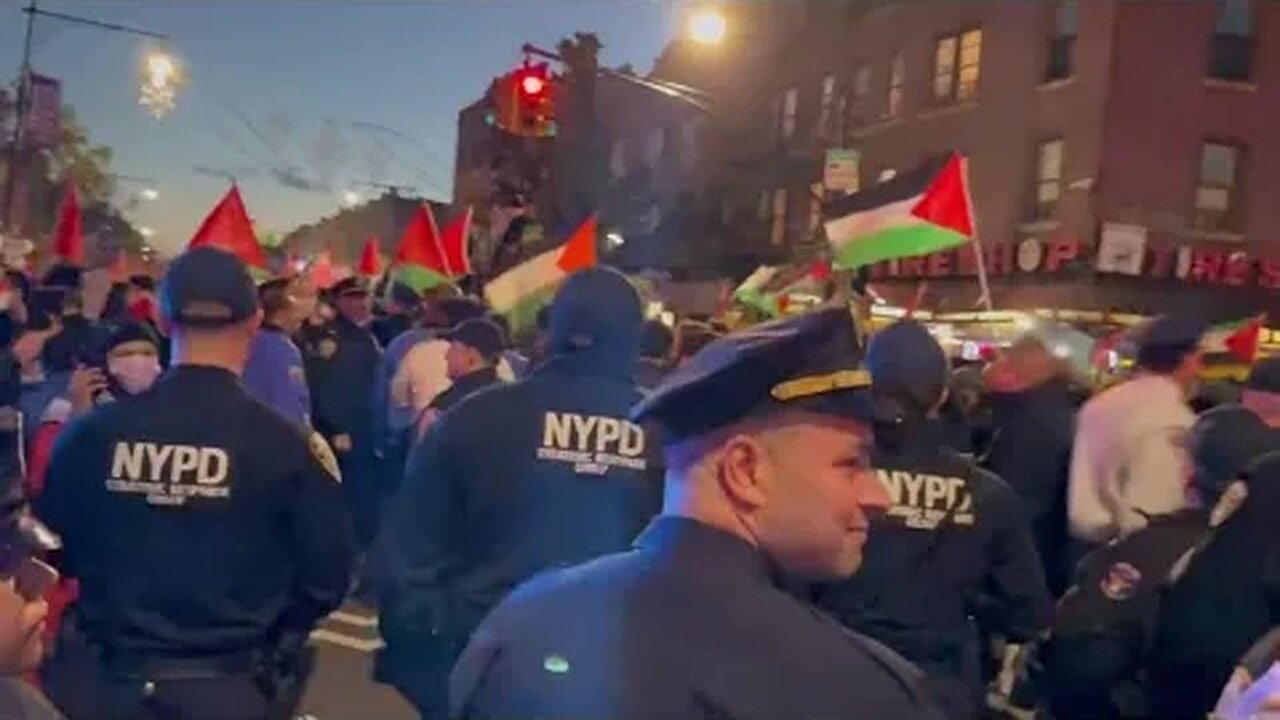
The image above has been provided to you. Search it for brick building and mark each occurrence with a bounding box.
[753,0,1277,319]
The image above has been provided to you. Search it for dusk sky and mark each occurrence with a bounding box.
[1,1,683,254]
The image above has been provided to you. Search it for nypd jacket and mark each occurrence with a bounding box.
[304,316,381,445]
[37,365,358,656]
[450,517,944,720]
[818,422,1052,691]
[374,351,663,662]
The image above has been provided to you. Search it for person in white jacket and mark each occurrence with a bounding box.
[1068,314,1206,545]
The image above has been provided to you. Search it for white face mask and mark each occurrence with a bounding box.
[108,355,162,396]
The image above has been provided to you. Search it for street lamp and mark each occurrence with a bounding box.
[138,226,155,239]
[139,188,159,202]
[341,190,362,207]
[687,7,728,46]
[139,46,184,119]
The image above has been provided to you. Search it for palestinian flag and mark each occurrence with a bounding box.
[484,215,597,332]
[440,207,473,278]
[732,259,832,317]
[52,182,85,266]
[1203,315,1265,363]
[188,185,268,270]
[824,153,975,270]
[389,204,452,292]
[358,236,382,277]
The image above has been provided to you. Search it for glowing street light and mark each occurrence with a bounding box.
[138,226,155,239]
[688,8,728,46]
[139,47,184,119]
[606,231,626,248]
[139,188,159,202]
[341,190,362,207]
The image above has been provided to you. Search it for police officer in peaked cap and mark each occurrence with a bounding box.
[38,246,358,720]
[816,320,1052,720]
[449,305,943,720]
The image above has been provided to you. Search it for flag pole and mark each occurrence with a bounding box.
[960,155,994,311]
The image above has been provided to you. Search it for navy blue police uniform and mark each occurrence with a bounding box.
[817,321,1052,720]
[37,247,358,720]
[302,277,383,545]
[449,306,944,720]
[373,268,663,717]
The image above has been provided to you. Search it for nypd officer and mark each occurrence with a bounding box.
[816,320,1052,720]
[449,306,943,720]
[37,247,359,720]
[374,267,663,716]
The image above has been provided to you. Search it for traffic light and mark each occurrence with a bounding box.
[488,62,556,138]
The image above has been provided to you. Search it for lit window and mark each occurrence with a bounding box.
[934,29,982,102]
[779,87,799,140]
[1033,139,1064,218]
[771,189,789,245]
[1195,141,1244,232]
[888,52,905,117]
[817,74,837,139]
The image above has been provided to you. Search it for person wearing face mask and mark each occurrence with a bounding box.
[37,247,357,719]
[242,277,313,428]
[448,306,941,720]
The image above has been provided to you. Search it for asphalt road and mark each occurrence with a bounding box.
[299,601,416,720]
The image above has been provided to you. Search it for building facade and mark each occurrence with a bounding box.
[752,0,1276,318]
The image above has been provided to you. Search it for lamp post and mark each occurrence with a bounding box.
[1,0,181,235]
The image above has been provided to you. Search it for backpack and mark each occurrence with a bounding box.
[1042,480,1251,717]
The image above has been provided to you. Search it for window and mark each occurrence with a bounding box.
[770,188,789,245]
[778,87,799,140]
[817,74,837,140]
[1033,139,1065,218]
[888,52,905,117]
[934,29,982,102]
[1046,1,1077,82]
[1209,0,1253,81]
[1195,141,1244,232]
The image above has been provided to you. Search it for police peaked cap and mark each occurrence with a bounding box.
[632,305,874,442]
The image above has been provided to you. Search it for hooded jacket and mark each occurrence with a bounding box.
[373,268,663,712]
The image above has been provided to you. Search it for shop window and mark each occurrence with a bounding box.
[1195,141,1245,232]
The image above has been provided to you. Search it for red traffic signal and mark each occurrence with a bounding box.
[520,73,546,97]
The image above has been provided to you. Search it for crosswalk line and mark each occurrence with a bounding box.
[310,628,385,653]
[328,610,379,628]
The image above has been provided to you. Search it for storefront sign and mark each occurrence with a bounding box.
[871,233,1280,291]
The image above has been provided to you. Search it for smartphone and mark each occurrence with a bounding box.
[14,557,58,602]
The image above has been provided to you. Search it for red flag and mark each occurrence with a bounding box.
[107,250,128,282]
[911,152,975,238]
[809,257,833,282]
[187,185,268,269]
[358,237,382,277]
[52,182,84,265]
[1226,315,1266,364]
[307,251,337,290]
[556,215,598,273]
[394,204,452,277]
[440,207,473,277]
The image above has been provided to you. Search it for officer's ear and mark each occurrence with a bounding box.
[718,434,771,512]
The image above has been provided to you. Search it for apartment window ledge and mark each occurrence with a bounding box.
[1037,77,1076,92]
[1018,219,1062,234]
[1178,228,1245,243]
[1204,78,1258,93]
[916,100,979,122]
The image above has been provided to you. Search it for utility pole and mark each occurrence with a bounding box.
[1,0,171,239]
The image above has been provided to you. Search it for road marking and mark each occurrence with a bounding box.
[310,628,385,653]
[329,610,378,628]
